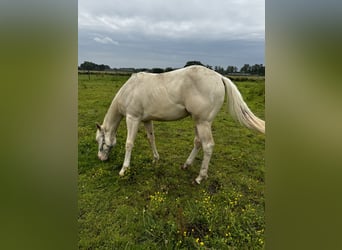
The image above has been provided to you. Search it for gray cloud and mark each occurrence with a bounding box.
[78,0,264,68]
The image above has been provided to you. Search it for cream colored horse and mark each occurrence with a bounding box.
[96,65,264,184]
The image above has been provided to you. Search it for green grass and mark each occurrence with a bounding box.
[78,73,265,249]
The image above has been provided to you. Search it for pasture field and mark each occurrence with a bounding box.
[78,73,265,249]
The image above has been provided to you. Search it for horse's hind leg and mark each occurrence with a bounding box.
[194,121,215,184]
[144,121,159,163]
[119,115,140,176]
[182,126,201,169]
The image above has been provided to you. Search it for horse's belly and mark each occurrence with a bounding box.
[141,104,189,121]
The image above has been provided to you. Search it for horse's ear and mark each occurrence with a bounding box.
[96,122,102,130]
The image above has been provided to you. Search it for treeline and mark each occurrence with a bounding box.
[78,60,265,76]
[183,61,265,75]
[79,61,111,71]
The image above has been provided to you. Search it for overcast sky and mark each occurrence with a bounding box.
[78,0,264,69]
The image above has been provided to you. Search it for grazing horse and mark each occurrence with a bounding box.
[96,65,265,184]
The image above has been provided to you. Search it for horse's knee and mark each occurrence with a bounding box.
[194,137,201,149]
[202,142,214,154]
[125,142,134,151]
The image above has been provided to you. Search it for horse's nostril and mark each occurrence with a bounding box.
[98,153,103,161]
[98,153,108,161]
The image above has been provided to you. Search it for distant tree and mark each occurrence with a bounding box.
[240,64,265,75]
[164,67,174,72]
[151,68,164,73]
[240,64,251,74]
[135,68,149,72]
[80,61,95,71]
[250,64,265,76]
[205,64,213,70]
[259,65,265,76]
[79,61,111,71]
[214,66,225,74]
[226,66,238,74]
[184,61,204,67]
[98,64,111,71]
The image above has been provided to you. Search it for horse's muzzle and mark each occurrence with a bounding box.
[98,152,109,161]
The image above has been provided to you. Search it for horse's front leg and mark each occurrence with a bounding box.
[119,115,140,176]
[144,121,159,163]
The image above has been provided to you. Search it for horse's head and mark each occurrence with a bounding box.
[96,123,116,161]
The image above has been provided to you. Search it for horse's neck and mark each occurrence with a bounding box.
[103,101,122,135]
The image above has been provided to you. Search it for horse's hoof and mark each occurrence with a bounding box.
[119,170,125,176]
[181,163,190,170]
[194,174,207,185]
[192,179,200,185]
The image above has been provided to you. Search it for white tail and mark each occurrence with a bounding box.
[222,77,265,133]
